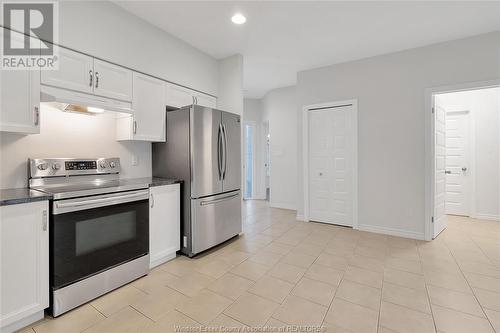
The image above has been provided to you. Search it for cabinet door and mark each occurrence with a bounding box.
[41,47,93,93]
[149,184,180,268]
[165,83,194,108]
[131,73,166,141]
[195,93,217,109]
[0,29,41,134]
[0,201,49,329]
[93,59,133,102]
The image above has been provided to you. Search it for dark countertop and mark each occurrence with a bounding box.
[121,177,183,188]
[0,177,182,207]
[0,188,53,206]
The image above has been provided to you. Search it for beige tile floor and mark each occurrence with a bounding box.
[20,201,500,333]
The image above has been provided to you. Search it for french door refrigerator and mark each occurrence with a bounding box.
[153,105,241,257]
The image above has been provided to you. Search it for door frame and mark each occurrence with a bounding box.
[243,121,257,199]
[424,79,500,241]
[302,99,358,228]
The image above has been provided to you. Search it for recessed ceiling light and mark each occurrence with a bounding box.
[231,13,246,25]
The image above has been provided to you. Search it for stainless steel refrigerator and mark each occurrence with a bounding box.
[153,105,242,257]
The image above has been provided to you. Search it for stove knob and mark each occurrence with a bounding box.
[52,163,61,170]
[109,161,116,168]
[100,161,107,169]
[37,163,48,171]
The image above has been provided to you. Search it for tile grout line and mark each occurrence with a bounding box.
[417,242,440,333]
[443,228,497,332]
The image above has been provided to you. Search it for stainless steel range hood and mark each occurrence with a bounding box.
[41,85,133,115]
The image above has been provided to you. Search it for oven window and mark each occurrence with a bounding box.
[51,199,148,289]
[76,211,136,256]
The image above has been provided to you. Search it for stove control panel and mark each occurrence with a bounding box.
[29,158,120,178]
[65,161,97,171]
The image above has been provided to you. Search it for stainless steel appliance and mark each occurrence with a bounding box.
[28,158,149,317]
[153,105,241,257]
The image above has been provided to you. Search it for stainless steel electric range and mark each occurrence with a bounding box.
[29,158,150,317]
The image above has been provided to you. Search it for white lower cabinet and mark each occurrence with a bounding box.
[0,201,49,333]
[149,184,180,268]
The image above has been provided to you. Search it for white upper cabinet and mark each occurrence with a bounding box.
[93,59,133,101]
[116,73,166,141]
[0,28,41,134]
[41,47,94,94]
[41,47,132,102]
[1,201,49,332]
[195,92,217,109]
[165,83,194,108]
[165,82,217,109]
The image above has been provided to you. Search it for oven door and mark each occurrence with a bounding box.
[51,189,149,289]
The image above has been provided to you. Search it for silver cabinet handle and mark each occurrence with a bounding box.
[462,167,467,172]
[34,106,39,126]
[133,120,137,134]
[95,71,99,88]
[89,70,93,87]
[150,193,154,208]
[445,170,451,174]
[42,210,47,231]
[200,193,239,206]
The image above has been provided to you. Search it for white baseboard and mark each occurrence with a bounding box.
[1,310,44,333]
[270,201,296,211]
[475,214,500,221]
[149,251,177,269]
[296,214,305,221]
[357,224,426,240]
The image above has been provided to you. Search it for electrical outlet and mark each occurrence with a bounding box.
[132,155,139,166]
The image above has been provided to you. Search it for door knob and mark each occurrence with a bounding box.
[461,167,467,172]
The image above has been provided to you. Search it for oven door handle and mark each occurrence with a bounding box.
[53,190,149,214]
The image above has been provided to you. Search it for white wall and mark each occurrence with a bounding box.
[297,31,500,238]
[58,1,218,95]
[438,87,500,220]
[0,106,151,188]
[262,86,298,210]
[243,98,266,199]
[217,54,244,115]
[0,2,246,190]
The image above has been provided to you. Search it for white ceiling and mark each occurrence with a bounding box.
[114,1,500,98]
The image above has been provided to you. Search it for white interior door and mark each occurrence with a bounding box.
[445,111,470,216]
[434,103,447,238]
[308,105,353,226]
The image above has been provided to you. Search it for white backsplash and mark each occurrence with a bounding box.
[0,105,152,189]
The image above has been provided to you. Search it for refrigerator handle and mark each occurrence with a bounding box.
[222,123,228,180]
[217,124,223,180]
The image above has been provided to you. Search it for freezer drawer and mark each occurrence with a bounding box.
[191,190,242,254]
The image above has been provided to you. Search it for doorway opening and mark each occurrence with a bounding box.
[244,122,255,199]
[429,84,500,239]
